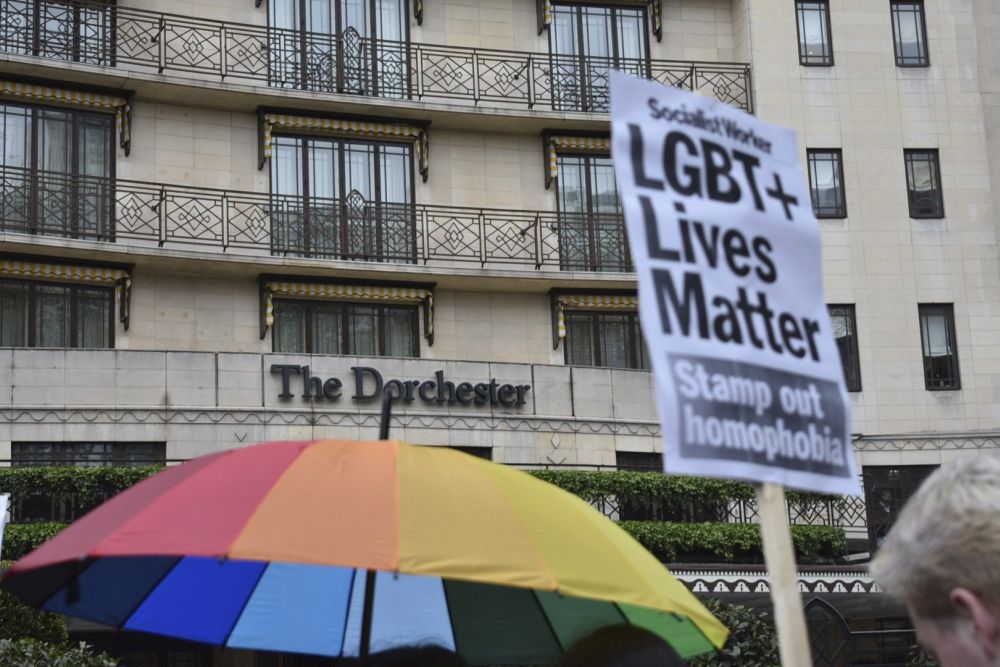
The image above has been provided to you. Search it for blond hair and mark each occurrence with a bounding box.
[869,453,1000,618]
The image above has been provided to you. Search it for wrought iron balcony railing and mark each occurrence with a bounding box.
[0,166,633,271]
[0,0,754,113]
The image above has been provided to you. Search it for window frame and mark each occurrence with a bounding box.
[11,441,165,467]
[794,0,834,67]
[615,451,662,472]
[266,0,411,96]
[268,133,417,261]
[890,0,930,67]
[563,309,648,370]
[271,298,420,357]
[0,99,117,239]
[553,150,630,272]
[863,464,938,552]
[903,149,944,219]
[547,2,652,112]
[918,303,960,391]
[827,304,861,392]
[0,276,116,348]
[1,0,117,65]
[807,148,847,218]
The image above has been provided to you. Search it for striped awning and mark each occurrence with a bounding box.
[0,81,132,155]
[261,113,429,181]
[554,293,637,342]
[546,135,611,187]
[261,281,434,343]
[0,257,133,328]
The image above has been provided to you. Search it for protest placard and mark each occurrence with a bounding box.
[610,71,861,498]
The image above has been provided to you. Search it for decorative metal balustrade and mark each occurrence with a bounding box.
[588,490,869,531]
[0,166,633,271]
[0,0,754,113]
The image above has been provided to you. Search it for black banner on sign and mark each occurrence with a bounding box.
[668,353,849,478]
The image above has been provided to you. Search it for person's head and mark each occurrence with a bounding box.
[367,645,467,667]
[870,454,1000,667]
[556,624,685,667]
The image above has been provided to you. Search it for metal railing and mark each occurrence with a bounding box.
[0,0,754,113]
[0,166,633,271]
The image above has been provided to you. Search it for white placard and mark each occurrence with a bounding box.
[610,72,860,496]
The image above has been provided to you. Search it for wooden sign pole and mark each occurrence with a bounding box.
[756,482,811,666]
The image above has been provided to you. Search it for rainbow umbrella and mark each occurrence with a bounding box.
[0,440,727,663]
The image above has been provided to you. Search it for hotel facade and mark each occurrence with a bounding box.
[0,0,998,663]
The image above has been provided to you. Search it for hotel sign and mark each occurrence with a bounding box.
[271,364,531,408]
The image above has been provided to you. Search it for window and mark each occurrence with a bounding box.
[0,277,114,348]
[807,149,846,218]
[828,305,860,392]
[863,465,937,550]
[891,1,929,66]
[919,304,959,390]
[12,442,165,467]
[268,0,408,96]
[549,4,648,111]
[564,310,648,369]
[795,1,833,66]
[449,446,493,460]
[0,0,113,64]
[9,442,165,523]
[270,135,414,261]
[273,299,418,356]
[0,102,114,239]
[904,150,943,218]
[616,451,662,471]
[556,153,629,271]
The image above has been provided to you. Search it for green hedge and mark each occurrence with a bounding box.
[0,467,832,520]
[530,470,836,506]
[0,466,162,505]
[0,639,118,666]
[3,524,67,561]
[1,520,846,565]
[688,598,779,666]
[619,521,847,562]
[0,562,67,645]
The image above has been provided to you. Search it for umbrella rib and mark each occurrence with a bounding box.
[220,561,271,649]
[340,568,359,658]
[531,589,566,653]
[117,556,184,629]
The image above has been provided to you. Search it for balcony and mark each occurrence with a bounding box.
[0,166,633,272]
[0,0,754,114]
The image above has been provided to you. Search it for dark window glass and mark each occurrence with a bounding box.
[904,149,943,218]
[919,304,959,390]
[565,309,647,370]
[0,0,113,64]
[273,299,418,356]
[807,149,846,218]
[616,451,662,471]
[556,153,629,272]
[828,305,860,392]
[449,446,493,460]
[795,1,833,66]
[270,135,414,261]
[863,465,937,551]
[891,1,929,66]
[12,442,165,467]
[549,4,647,111]
[0,102,114,239]
[268,0,407,96]
[0,277,113,348]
